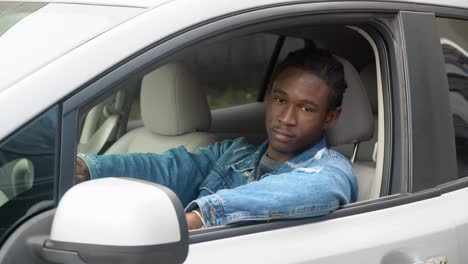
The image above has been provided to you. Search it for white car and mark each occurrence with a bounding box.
[0,0,467,263]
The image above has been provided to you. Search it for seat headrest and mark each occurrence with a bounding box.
[359,63,378,114]
[140,63,211,136]
[326,57,374,146]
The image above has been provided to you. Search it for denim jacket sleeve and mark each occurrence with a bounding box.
[77,140,236,206]
[187,161,355,227]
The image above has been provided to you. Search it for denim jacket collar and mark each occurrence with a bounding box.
[231,137,327,173]
[279,137,327,173]
[230,140,268,172]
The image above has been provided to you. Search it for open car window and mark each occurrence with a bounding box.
[77,23,385,219]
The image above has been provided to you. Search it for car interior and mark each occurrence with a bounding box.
[75,24,385,206]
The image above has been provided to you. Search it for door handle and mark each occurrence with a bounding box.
[414,256,448,264]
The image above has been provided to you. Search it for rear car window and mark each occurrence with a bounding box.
[436,17,468,178]
[128,33,278,120]
[176,34,277,109]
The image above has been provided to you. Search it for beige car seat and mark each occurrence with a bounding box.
[0,190,7,207]
[327,57,376,202]
[105,63,215,154]
[77,96,121,154]
[0,158,34,203]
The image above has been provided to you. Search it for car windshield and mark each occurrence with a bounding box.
[0,2,141,92]
[0,3,43,37]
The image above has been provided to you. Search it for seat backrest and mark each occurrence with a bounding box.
[106,63,215,154]
[78,90,127,154]
[327,57,376,201]
[326,57,374,146]
[0,190,7,207]
[0,158,34,200]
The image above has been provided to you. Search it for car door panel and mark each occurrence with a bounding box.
[443,187,468,263]
[0,210,54,264]
[187,193,461,263]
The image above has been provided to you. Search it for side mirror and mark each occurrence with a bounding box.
[42,178,188,264]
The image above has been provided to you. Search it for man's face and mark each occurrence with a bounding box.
[265,67,341,162]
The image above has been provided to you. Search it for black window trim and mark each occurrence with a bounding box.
[257,35,285,101]
[359,23,397,197]
[399,11,459,192]
[433,14,468,185]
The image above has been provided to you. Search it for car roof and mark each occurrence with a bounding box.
[0,0,467,9]
[0,0,174,8]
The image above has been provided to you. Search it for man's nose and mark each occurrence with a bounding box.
[278,105,297,126]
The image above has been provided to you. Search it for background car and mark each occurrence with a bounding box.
[0,0,467,263]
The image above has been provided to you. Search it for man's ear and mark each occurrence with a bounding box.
[265,81,275,99]
[324,106,342,130]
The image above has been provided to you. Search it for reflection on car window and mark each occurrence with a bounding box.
[437,17,468,178]
[177,34,277,109]
[128,33,278,120]
[0,107,57,240]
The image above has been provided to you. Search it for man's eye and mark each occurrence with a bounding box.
[300,106,314,112]
[274,97,286,104]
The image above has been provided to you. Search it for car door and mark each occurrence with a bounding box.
[161,3,462,263]
[0,1,467,264]
[183,5,463,263]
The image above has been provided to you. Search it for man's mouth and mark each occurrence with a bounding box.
[271,128,295,142]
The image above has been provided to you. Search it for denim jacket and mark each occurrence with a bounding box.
[78,137,357,227]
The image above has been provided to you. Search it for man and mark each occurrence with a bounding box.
[75,47,357,230]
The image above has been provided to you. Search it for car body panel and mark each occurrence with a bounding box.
[0,0,172,8]
[188,190,465,263]
[0,0,467,9]
[0,3,143,92]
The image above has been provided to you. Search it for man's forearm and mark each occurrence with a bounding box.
[187,167,353,227]
[77,147,214,207]
[78,153,163,181]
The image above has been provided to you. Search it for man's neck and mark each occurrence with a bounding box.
[265,139,323,163]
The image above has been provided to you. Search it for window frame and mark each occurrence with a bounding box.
[398,11,458,193]
[435,6,468,194]
[60,11,398,244]
[435,15,468,181]
[57,1,463,244]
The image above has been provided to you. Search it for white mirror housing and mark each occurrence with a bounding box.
[42,178,188,264]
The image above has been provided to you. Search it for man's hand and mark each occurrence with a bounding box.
[185,211,204,230]
[75,157,90,184]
